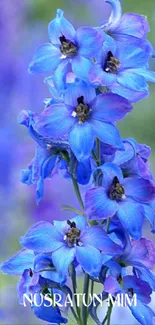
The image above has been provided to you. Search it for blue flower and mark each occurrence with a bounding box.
[0,249,68,324]
[29,9,104,84]
[19,216,123,284]
[104,275,154,325]
[19,110,92,203]
[33,80,132,161]
[102,0,150,42]
[89,35,155,102]
[85,162,155,239]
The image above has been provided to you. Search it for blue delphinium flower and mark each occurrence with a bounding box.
[102,138,153,180]
[19,110,92,203]
[29,8,104,83]
[102,0,150,43]
[19,215,123,284]
[85,162,155,238]
[89,35,155,102]
[104,275,154,325]
[32,80,132,162]
[0,249,68,324]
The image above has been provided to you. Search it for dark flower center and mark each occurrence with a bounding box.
[64,220,81,247]
[128,288,134,297]
[104,51,120,74]
[60,35,77,57]
[74,96,90,123]
[29,268,33,277]
[109,176,125,201]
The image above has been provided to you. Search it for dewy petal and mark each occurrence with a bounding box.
[52,246,76,282]
[114,13,150,39]
[117,71,148,92]
[81,226,122,255]
[99,162,124,188]
[91,120,124,151]
[77,27,104,58]
[117,201,144,239]
[72,55,93,81]
[20,221,64,253]
[76,245,102,277]
[109,82,148,102]
[28,44,61,74]
[64,80,96,107]
[92,93,132,123]
[48,9,76,45]
[34,104,74,138]
[104,0,122,31]
[123,178,155,203]
[0,249,35,276]
[69,122,94,162]
[85,187,118,220]
[129,300,154,325]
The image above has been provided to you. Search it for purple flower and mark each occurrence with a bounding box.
[19,216,123,283]
[89,35,155,102]
[85,162,155,238]
[104,275,154,325]
[29,9,104,84]
[102,0,150,42]
[32,80,132,161]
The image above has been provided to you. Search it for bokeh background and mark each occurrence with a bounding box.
[0,0,155,324]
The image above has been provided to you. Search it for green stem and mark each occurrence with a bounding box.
[70,263,83,324]
[106,217,111,233]
[91,149,100,166]
[107,301,113,325]
[71,176,84,212]
[102,314,108,325]
[82,273,90,325]
[96,138,101,165]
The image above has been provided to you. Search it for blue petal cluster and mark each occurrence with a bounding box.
[1,1,155,324]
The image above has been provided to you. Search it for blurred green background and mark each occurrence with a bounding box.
[0,0,155,324]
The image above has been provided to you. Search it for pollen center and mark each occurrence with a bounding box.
[60,35,77,57]
[64,220,81,247]
[109,176,125,201]
[74,96,90,123]
[104,51,120,74]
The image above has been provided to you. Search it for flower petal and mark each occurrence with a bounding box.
[133,68,155,83]
[104,0,122,31]
[69,122,94,162]
[109,82,148,102]
[77,27,104,58]
[117,42,151,69]
[104,276,123,295]
[20,222,63,253]
[117,71,148,92]
[81,226,122,255]
[117,201,144,239]
[85,187,118,220]
[64,80,96,107]
[34,104,74,138]
[128,238,155,269]
[89,64,116,86]
[99,162,124,188]
[33,296,68,323]
[52,246,76,283]
[72,55,93,81]
[129,300,154,325]
[91,120,124,150]
[28,44,61,74]
[0,249,35,276]
[114,13,150,39]
[123,178,155,203]
[76,245,102,277]
[48,9,76,45]
[92,93,132,123]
